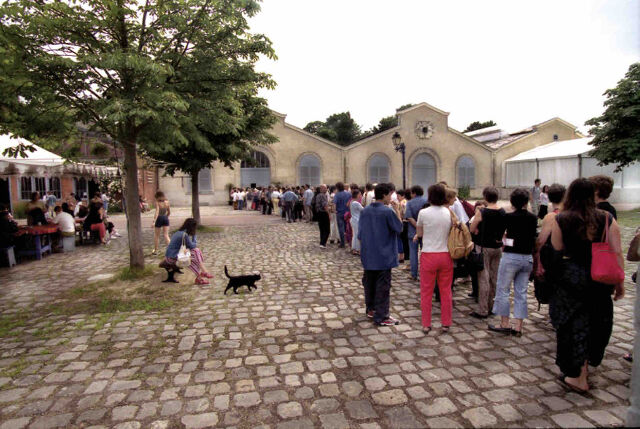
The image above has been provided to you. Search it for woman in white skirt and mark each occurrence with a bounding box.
[349,188,364,255]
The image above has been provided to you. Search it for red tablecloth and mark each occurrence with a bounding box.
[15,224,60,237]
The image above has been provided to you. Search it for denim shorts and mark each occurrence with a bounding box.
[155,215,169,228]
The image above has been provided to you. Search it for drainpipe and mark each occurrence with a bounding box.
[578,154,582,178]
[535,158,540,179]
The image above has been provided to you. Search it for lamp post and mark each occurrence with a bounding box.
[392,131,406,190]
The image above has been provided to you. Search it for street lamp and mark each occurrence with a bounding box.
[392,131,406,190]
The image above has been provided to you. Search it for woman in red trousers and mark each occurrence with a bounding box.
[414,183,453,334]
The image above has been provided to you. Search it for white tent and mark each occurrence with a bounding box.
[504,137,640,205]
[0,134,117,176]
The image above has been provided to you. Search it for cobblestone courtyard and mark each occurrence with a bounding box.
[0,207,636,428]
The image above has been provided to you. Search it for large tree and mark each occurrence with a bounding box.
[304,112,361,146]
[0,0,274,268]
[464,120,497,133]
[586,62,640,171]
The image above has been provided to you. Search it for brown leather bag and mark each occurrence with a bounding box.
[628,228,640,262]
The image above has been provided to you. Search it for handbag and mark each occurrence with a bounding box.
[627,228,640,262]
[176,232,191,267]
[591,214,625,285]
[448,209,473,260]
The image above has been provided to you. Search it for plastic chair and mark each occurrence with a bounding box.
[0,246,17,268]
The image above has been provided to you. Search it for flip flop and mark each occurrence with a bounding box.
[558,374,588,394]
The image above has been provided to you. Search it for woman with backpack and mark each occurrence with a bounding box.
[163,218,213,285]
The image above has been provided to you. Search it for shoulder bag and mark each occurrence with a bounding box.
[627,227,640,262]
[591,214,625,285]
[177,232,192,267]
[448,209,473,260]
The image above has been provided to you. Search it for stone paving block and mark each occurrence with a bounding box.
[319,412,350,429]
[234,392,261,408]
[461,407,498,428]
[583,409,623,426]
[277,401,303,419]
[181,413,219,428]
[371,389,408,406]
[385,406,424,429]
[0,417,30,429]
[416,397,458,417]
[29,413,73,429]
[550,412,596,428]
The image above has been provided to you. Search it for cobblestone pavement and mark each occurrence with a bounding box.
[0,207,637,428]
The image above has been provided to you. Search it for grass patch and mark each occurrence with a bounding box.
[48,275,189,317]
[197,225,223,234]
[0,358,29,377]
[116,265,156,281]
[617,209,640,229]
[0,312,30,338]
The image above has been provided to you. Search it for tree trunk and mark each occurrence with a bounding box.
[122,142,145,269]
[191,170,201,225]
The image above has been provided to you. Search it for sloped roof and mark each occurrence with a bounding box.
[505,137,593,162]
[484,129,537,149]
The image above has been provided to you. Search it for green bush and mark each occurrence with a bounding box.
[11,202,28,219]
[458,185,471,200]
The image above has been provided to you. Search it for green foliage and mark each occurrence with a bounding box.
[10,201,28,219]
[304,112,361,146]
[464,120,497,133]
[458,185,471,200]
[197,225,223,234]
[0,311,29,338]
[91,143,110,158]
[0,0,275,268]
[616,209,640,229]
[586,63,640,172]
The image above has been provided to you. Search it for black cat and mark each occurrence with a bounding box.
[224,265,261,294]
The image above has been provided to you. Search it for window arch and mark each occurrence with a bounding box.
[412,153,437,190]
[298,154,321,186]
[368,154,390,184]
[456,156,475,188]
[241,151,271,187]
[241,151,270,168]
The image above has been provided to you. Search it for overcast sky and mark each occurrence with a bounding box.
[249,0,639,135]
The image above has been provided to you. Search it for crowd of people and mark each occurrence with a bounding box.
[227,174,635,394]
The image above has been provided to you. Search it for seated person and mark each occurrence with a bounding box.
[83,201,108,244]
[0,204,19,248]
[53,206,76,237]
[26,192,47,226]
[61,202,74,217]
[76,204,89,219]
[162,218,212,285]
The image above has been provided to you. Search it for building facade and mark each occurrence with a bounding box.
[159,102,583,205]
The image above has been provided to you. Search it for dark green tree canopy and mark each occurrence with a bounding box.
[464,120,497,133]
[586,62,640,171]
[304,112,360,146]
[0,0,275,268]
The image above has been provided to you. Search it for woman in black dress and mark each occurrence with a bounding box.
[550,178,624,393]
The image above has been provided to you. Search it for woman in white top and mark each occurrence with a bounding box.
[414,184,453,334]
[538,185,550,220]
[349,189,364,255]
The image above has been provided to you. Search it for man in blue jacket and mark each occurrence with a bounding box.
[358,183,404,326]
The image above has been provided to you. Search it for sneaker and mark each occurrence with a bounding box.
[319,244,326,249]
[376,317,400,326]
[366,310,374,319]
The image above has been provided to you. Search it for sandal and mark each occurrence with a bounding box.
[624,353,633,362]
[195,276,210,285]
[422,327,432,334]
[201,272,214,279]
[441,326,450,334]
[488,324,512,334]
[558,374,588,394]
[511,329,523,337]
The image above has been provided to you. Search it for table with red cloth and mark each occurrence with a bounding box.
[14,224,59,260]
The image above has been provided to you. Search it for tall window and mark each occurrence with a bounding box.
[241,151,271,187]
[198,168,212,192]
[298,154,321,186]
[412,153,437,190]
[74,177,87,198]
[456,156,476,188]
[368,154,390,184]
[48,177,61,198]
[34,177,46,196]
[20,177,33,200]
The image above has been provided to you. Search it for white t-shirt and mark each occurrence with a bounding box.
[232,192,239,201]
[416,206,452,253]
[271,191,280,199]
[54,212,76,233]
[239,191,246,199]
[363,191,375,207]
[391,192,398,203]
[451,198,469,224]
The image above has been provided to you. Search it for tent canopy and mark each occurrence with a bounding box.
[0,134,65,166]
[505,137,593,162]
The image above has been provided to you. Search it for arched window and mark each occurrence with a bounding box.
[48,177,61,198]
[412,153,436,190]
[241,151,271,187]
[241,151,270,168]
[298,154,321,186]
[457,156,475,188]
[368,154,390,184]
